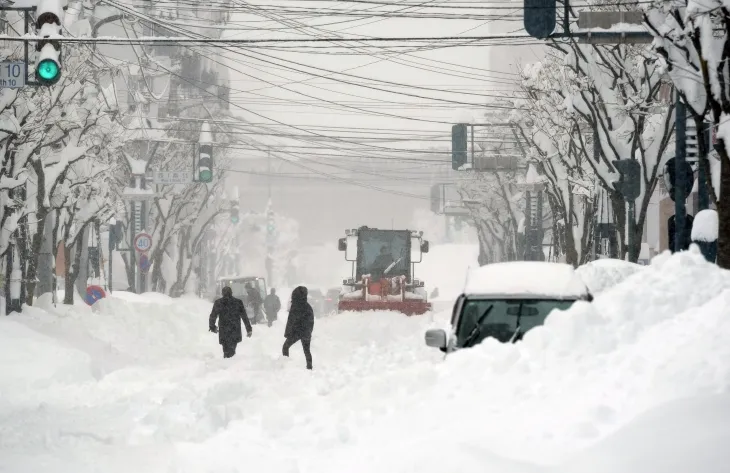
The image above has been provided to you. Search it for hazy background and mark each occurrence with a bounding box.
[220,1,545,246]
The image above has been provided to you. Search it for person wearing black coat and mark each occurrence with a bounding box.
[283,286,314,370]
[209,286,253,358]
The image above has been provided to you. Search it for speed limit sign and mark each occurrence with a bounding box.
[134,232,153,252]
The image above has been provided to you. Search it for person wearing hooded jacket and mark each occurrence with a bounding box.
[209,286,252,358]
[283,286,314,370]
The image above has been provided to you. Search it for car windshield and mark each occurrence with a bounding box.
[309,289,323,298]
[455,298,576,347]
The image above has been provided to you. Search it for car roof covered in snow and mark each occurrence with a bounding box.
[463,261,590,300]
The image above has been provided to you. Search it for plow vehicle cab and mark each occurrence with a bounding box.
[337,226,431,315]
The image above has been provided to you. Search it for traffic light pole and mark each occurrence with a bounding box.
[0,4,64,87]
[675,93,688,252]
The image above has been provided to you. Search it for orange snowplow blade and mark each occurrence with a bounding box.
[337,300,431,316]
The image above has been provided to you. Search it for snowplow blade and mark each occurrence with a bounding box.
[337,300,431,316]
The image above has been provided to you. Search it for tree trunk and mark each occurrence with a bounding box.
[63,242,75,305]
[25,209,49,306]
[717,155,730,269]
[64,231,86,305]
[37,212,55,295]
[74,226,90,297]
[475,223,491,266]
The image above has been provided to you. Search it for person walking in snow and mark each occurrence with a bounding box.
[246,283,264,324]
[264,288,282,327]
[209,286,252,358]
[283,286,314,370]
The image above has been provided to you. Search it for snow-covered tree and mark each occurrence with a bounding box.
[0,34,124,307]
[644,2,730,268]
[517,33,674,262]
[514,57,597,266]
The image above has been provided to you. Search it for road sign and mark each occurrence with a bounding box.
[0,62,26,89]
[134,232,153,252]
[84,285,106,306]
[139,253,152,274]
[153,170,193,185]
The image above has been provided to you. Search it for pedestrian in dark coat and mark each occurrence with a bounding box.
[209,286,252,358]
[283,286,314,369]
[264,288,282,327]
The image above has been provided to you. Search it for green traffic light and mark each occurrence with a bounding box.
[231,216,239,224]
[199,169,212,182]
[36,59,60,84]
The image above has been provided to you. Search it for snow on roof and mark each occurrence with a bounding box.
[691,209,718,242]
[464,261,589,299]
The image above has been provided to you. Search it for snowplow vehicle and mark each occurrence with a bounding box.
[337,226,431,315]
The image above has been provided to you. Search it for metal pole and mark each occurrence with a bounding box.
[470,125,475,166]
[699,121,710,211]
[626,199,639,261]
[23,9,29,86]
[108,222,113,294]
[268,148,271,200]
[675,93,687,252]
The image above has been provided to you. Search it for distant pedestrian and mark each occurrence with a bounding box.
[209,286,252,358]
[283,286,314,370]
[246,283,264,324]
[264,288,282,327]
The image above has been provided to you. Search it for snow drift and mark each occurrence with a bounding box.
[0,247,728,473]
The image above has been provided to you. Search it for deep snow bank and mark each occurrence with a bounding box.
[1,248,729,473]
[575,258,645,294]
[313,248,730,472]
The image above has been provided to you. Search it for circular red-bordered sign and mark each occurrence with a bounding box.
[84,285,106,306]
[134,232,153,252]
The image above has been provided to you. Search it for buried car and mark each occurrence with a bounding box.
[425,261,592,352]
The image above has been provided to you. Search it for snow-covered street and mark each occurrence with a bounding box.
[2,249,729,473]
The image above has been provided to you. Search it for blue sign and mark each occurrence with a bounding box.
[84,285,106,306]
[139,253,152,274]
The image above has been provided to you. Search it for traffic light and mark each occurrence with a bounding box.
[524,0,557,39]
[663,157,694,202]
[452,124,468,170]
[612,159,641,201]
[198,143,213,182]
[230,201,239,224]
[266,210,275,234]
[35,0,63,86]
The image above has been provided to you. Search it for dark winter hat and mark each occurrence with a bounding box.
[222,286,233,297]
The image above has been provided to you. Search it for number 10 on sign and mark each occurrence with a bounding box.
[0,62,26,89]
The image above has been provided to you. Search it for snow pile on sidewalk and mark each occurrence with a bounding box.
[0,247,729,473]
[575,257,645,294]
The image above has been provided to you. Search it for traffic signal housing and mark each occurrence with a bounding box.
[35,0,63,86]
[612,159,641,201]
[230,201,239,224]
[198,143,213,183]
[452,123,468,170]
[524,0,557,39]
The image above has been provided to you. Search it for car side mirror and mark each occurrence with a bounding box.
[338,238,346,251]
[421,240,429,253]
[425,328,447,349]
